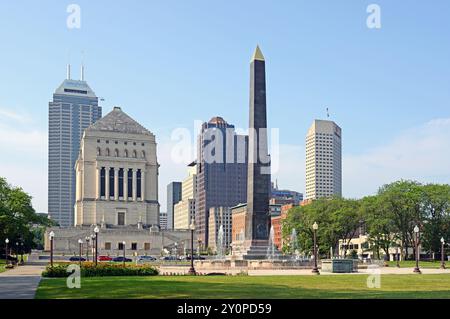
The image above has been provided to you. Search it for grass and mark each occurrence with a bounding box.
[36,274,450,299]
[0,260,7,273]
[385,260,445,268]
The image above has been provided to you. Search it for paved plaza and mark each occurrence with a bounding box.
[0,265,45,299]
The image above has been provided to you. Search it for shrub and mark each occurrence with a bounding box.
[42,262,159,278]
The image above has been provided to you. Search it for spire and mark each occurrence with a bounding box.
[251,45,265,62]
[66,64,71,80]
[81,64,85,81]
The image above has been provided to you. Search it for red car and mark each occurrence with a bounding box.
[98,255,112,262]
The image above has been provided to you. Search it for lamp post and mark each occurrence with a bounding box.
[90,234,95,263]
[396,247,400,268]
[94,226,99,266]
[49,231,55,268]
[188,219,196,275]
[312,222,320,275]
[4,238,9,266]
[122,241,126,268]
[441,237,446,270]
[85,236,90,261]
[413,225,421,274]
[78,239,83,267]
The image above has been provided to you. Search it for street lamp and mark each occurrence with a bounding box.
[85,236,90,261]
[90,234,95,263]
[94,226,99,266]
[49,231,55,268]
[396,246,400,268]
[78,239,83,267]
[188,219,196,275]
[122,241,126,267]
[20,243,24,265]
[4,238,9,266]
[441,237,446,270]
[413,225,421,274]
[312,222,320,275]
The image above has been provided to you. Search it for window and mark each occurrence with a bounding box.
[117,212,125,226]
[109,168,115,197]
[131,243,137,251]
[105,242,111,250]
[100,167,106,197]
[97,147,101,156]
[141,151,146,159]
[114,149,119,157]
[106,148,110,156]
[132,150,137,158]
[118,242,124,250]
[118,168,124,197]
[127,170,133,198]
[144,243,150,250]
[124,150,129,158]
[137,169,142,198]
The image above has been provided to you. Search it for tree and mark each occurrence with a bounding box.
[0,177,53,254]
[420,184,450,258]
[377,180,423,260]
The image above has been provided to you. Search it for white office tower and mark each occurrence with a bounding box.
[305,120,342,200]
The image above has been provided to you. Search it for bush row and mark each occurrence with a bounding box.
[42,262,159,278]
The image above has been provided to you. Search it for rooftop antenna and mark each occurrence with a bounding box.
[326,107,330,119]
[67,51,71,80]
[81,50,85,81]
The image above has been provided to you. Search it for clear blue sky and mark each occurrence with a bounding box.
[1,1,449,212]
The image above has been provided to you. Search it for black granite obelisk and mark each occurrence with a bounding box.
[245,45,271,247]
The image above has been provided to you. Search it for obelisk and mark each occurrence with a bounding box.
[244,45,271,253]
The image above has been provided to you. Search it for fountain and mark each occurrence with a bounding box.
[216,225,225,260]
[290,228,299,259]
[266,225,276,261]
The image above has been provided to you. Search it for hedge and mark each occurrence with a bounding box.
[42,262,159,278]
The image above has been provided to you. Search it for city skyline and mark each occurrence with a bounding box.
[1,1,450,213]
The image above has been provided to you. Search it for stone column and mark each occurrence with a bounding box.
[96,167,100,200]
[132,169,137,201]
[141,169,145,201]
[124,168,128,201]
[114,168,119,201]
[105,166,110,201]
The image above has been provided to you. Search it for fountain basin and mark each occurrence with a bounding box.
[321,259,358,273]
[195,259,315,270]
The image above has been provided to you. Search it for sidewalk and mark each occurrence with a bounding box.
[0,265,46,299]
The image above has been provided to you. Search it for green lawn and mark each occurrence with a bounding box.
[36,274,450,299]
[385,260,445,268]
[0,260,6,273]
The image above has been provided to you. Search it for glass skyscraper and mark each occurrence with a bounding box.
[48,70,102,227]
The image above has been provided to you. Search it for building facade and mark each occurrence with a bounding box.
[208,206,232,253]
[174,162,197,230]
[305,120,342,200]
[48,68,102,226]
[196,116,248,247]
[159,212,168,230]
[270,182,303,205]
[166,182,182,230]
[74,106,159,227]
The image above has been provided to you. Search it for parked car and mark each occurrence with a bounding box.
[137,256,156,262]
[112,256,132,262]
[160,256,178,261]
[185,255,206,260]
[69,256,86,262]
[98,255,113,262]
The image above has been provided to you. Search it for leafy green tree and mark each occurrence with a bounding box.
[0,177,53,254]
[420,184,450,258]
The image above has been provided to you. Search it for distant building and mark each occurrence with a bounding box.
[270,182,303,205]
[174,162,197,230]
[159,212,168,230]
[208,207,232,253]
[195,116,248,247]
[48,66,102,227]
[74,106,159,227]
[166,182,182,230]
[271,203,297,250]
[305,120,342,200]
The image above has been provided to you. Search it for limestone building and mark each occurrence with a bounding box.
[305,120,342,199]
[74,106,160,227]
[174,162,197,230]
